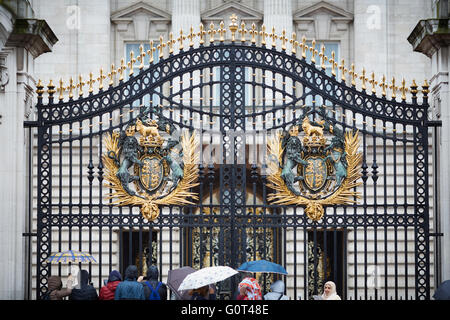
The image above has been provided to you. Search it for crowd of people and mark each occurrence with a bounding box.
[44,265,341,301]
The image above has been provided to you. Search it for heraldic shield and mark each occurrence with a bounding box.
[267,114,363,222]
[102,107,199,221]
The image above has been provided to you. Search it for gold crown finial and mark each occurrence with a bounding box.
[107,64,116,87]
[168,32,176,54]
[280,29,288,51]
[147,40,156,63]
[229,14,239,42]
[329,51,337,77]
[118,58,126,81]
[359,68,368,91]
[188,26,196,47]
[349,64,357,86]
[389,77,398,99]
[128,51,136,76]
[67,77,75,99]
[269,27,277,47]
[47,79,56,96]
[309,40,318,64]
[76,74,85,97]
[300,36,307,59]
[98,67,106,89]
[379,75,387,97]
[157,35,166,59]
[339,59,347,82]
[400,78,408,100]
[218,21,226,42]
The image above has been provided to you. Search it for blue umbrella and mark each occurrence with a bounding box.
[46,250,97,264]
[237,260,288,275]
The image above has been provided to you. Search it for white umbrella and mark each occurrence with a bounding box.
[177,266,238,291]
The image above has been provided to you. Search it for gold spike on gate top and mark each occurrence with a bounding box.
[168,32,176,54]
[188,26,196,47]
[379,75,388,97]
[58,78,65,100]
[249,23,257,44]
[269,27,277,48]
[329,51,337,77]
[359,68,368,91]
[318,44,327,70]
[77,75,85,96]
[389,77,397,99]
[97,67,106,89]
[118,58,126,81]
[147,40,156,64]
[157,35,166,59]
[198,24,206,45]
[107,64,116,87]
[218,21,226,42]
[400,78,408,100]
[309,40,318,64]
[67,77,75,99]
[300,36,307,59]
[229,14,238,42]
[290,32,298,55]
[178,28,186,50]
[87,72,95,93]
[338,59,347,82]
[422,79,430,95]
[369,72,378,94]
[410,79,418,95]
[137,44,146,69]
[208,23,216,43]
[36,79,44,95]
[127,51,136,76]
[280,29,288,51]
[239,22,247,43]
[259,25,268,46]
[47,79,56,96]
[349,64,357,86]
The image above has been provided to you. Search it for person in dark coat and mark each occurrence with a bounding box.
[47,275,73,300]
[114,265,146,300]
[142,266,167,300]
[99,270,122,300]
[69,270,98,300]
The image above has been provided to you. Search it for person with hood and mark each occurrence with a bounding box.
[264,280,290,300]
[69,269,98,300]
[46,274,73,300]
[142,266,168,300]
[321,281,341,300]
[114,265,146,300]
[99,270,122,300]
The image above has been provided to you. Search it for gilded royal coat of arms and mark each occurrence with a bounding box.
[102,107,199,221]
[267,115,363,221]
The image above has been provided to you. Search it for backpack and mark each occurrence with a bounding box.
[144,281,162,300]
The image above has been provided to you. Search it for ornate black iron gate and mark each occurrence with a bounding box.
[34,19,432,300]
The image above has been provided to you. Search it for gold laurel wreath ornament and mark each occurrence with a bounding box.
[267,130,363,221]
[102,130,199,221]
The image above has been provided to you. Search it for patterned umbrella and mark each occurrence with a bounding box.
[46,250,97,264]
[177,266,238,291]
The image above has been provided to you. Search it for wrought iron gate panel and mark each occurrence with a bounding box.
[34,32,432,300]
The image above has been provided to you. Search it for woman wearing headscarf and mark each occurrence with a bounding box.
[321,281,341,300]
[69,269,98,300]
[237,277,263,300]
[99,270,122,300]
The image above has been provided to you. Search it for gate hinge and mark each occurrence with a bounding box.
[425,120,442,127]
[24,121,38,128]
[429,232,444,237]
[22,232,37,237]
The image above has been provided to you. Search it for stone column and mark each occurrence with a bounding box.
[0,2,57,299]
[408,0,450,288]
[171,0,201,106]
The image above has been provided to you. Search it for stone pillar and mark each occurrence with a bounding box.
[0,2,57,299]
[172,0,201,105]
[263,0,293,50]
[408,0,450,288]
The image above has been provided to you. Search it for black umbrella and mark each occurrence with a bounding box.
[433,280,450,300]
[167,266,196,300]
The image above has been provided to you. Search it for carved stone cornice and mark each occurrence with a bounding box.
[408,19,450,58]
